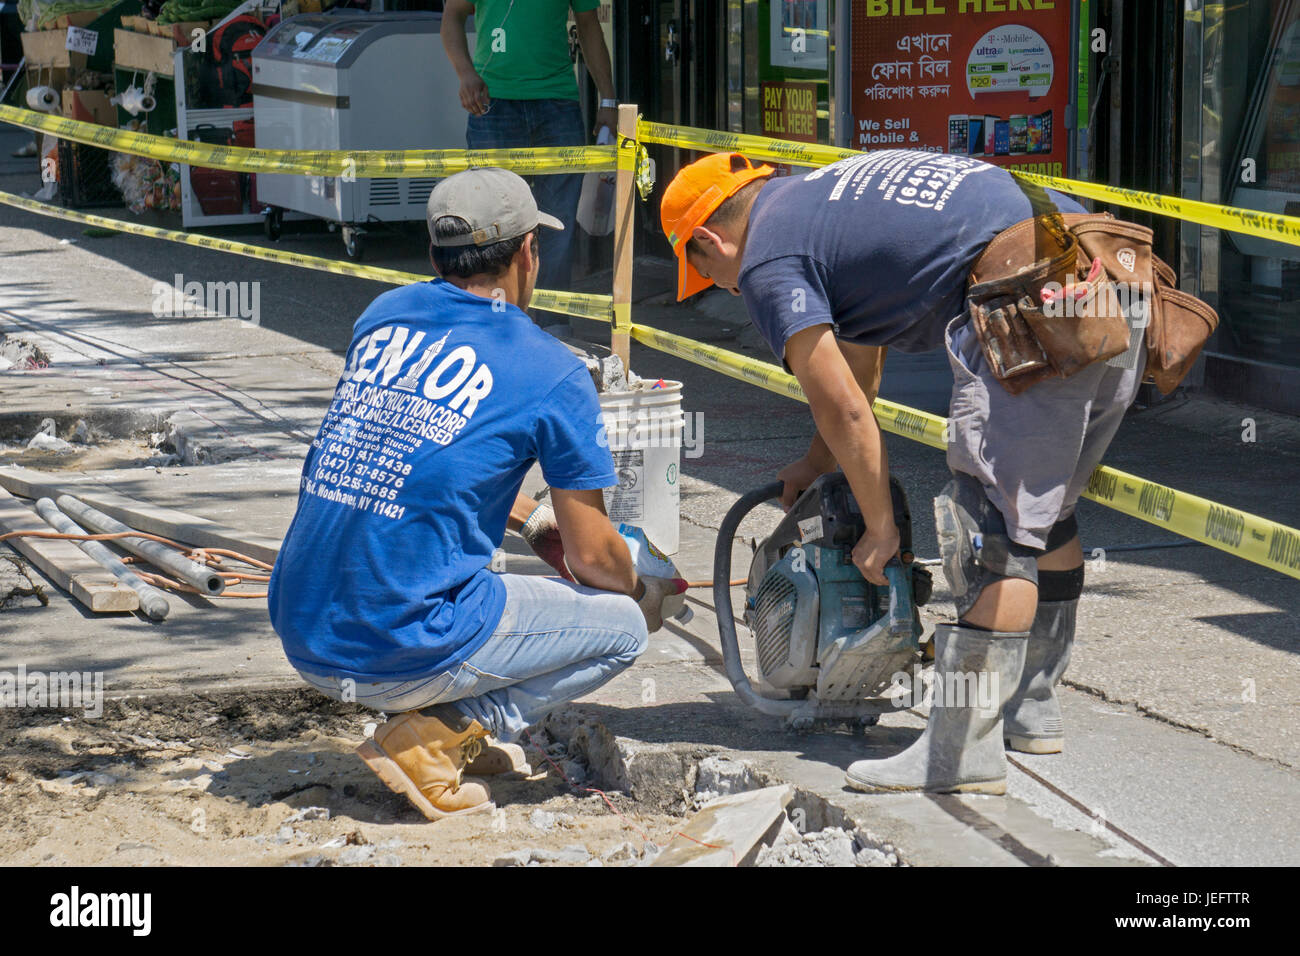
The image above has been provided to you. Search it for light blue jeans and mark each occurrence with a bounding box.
[297,574,648,743]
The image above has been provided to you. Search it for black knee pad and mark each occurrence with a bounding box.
[1044,514,1079,552]
[1038,566,1085,602]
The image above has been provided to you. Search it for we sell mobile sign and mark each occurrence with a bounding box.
[851,1,1072,178]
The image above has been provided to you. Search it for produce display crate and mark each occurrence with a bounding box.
[19,30,89,73]
[113,26,180,76]
[19,0,140,75]
[56,138,122,208]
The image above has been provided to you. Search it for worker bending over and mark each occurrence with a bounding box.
[661,150,1211,793]
[269,168,683,820]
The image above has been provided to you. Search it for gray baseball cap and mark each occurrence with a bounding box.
[426,167,564,247]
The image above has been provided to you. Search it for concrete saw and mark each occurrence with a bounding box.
[714,473,932,732]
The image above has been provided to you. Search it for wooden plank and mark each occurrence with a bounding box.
[650,785,793,867]
[0,488,138,613]
[0,466,281,565]
[20,30,89,70]
[113,28,176,76]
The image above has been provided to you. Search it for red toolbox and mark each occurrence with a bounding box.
[231,118,266,214]
[188,123,243,216]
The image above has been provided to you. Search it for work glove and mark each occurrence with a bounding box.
[520,503,576,582]
[635,575,689,634]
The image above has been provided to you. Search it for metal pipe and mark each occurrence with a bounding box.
[35,498,170,621]
[56,494,225,596]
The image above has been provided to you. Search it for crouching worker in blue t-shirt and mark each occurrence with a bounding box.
[268,168,686,821]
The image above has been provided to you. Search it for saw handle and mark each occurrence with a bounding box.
[881,557,914,635]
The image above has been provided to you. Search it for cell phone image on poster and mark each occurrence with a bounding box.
[968,115,985,155]
[994,120,1010,156]
[1027,114,1042,153]
[948,115,969,154]
[1009,115,1028,155]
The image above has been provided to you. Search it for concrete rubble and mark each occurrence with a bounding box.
[755,819,899,868]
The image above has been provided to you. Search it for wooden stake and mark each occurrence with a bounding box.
[611,103,638,370]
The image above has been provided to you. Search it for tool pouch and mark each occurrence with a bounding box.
[1070,217,1221,393]
[967,212,1129,394]
[973,205,1220,396]
[1147,282,1219,394]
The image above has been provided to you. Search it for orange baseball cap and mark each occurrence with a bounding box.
[660,153,775,300]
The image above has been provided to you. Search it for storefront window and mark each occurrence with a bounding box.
[1185,0,1300,374]
[746,1,836,146]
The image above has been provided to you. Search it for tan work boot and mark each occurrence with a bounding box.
[356,708,493,820]
[466,738,532,776]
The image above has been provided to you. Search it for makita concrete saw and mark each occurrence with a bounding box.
[715,474,932,731]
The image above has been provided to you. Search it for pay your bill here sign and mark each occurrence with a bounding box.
[853,0,1071,180]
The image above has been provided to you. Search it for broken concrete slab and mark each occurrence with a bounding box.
[543,711,721,812]
[651,784,792,867]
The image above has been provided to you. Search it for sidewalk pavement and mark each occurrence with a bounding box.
[2,139,1297,864]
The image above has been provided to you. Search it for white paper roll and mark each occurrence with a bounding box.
[26,86,59,112]
[111,87,156,116]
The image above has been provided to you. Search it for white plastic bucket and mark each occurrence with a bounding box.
[598,380,684,554]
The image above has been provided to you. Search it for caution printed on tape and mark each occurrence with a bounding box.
[618,321,1300,580]
[637,119,858,170]
[0,189,613,322]
[628,324,950,450]
[1010,171,1300,248]
[637,119,1300,247]
[0,105,616,178]
[1079,466,1300,580]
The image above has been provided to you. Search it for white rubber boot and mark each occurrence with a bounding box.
[845,624,1027,795]
[1003,599,1076,754]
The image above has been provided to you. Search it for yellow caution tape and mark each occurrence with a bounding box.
[613,321,1300,580]
[638,119,857,170]
[612,302,632,335]
[627,324,949,449]
[637,119,1300,247]
[1078,466,1300,580]
[0,105,617,177]
[1010,171,1300,248]
[529,289,615,322]
[0,189,613,321]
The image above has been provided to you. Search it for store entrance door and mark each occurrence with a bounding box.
[620,0,725,256]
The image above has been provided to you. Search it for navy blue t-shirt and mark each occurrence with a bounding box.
[268,280,616,683]
[739,150,1086,360]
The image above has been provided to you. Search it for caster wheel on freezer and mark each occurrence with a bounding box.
[343,226,364,261]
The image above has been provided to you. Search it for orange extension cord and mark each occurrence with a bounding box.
[2,526,748,600]
[0,528,271,598]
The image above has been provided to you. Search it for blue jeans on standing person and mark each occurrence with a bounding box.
[465,98,586,319]
[297,573,648,743]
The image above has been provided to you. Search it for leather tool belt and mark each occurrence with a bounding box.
[966,195,1219,396]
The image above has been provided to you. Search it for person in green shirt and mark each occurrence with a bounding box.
[442,0,616,332]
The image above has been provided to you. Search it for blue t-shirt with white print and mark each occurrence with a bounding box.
[739,149,1086,360]
[268,280,616,683]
